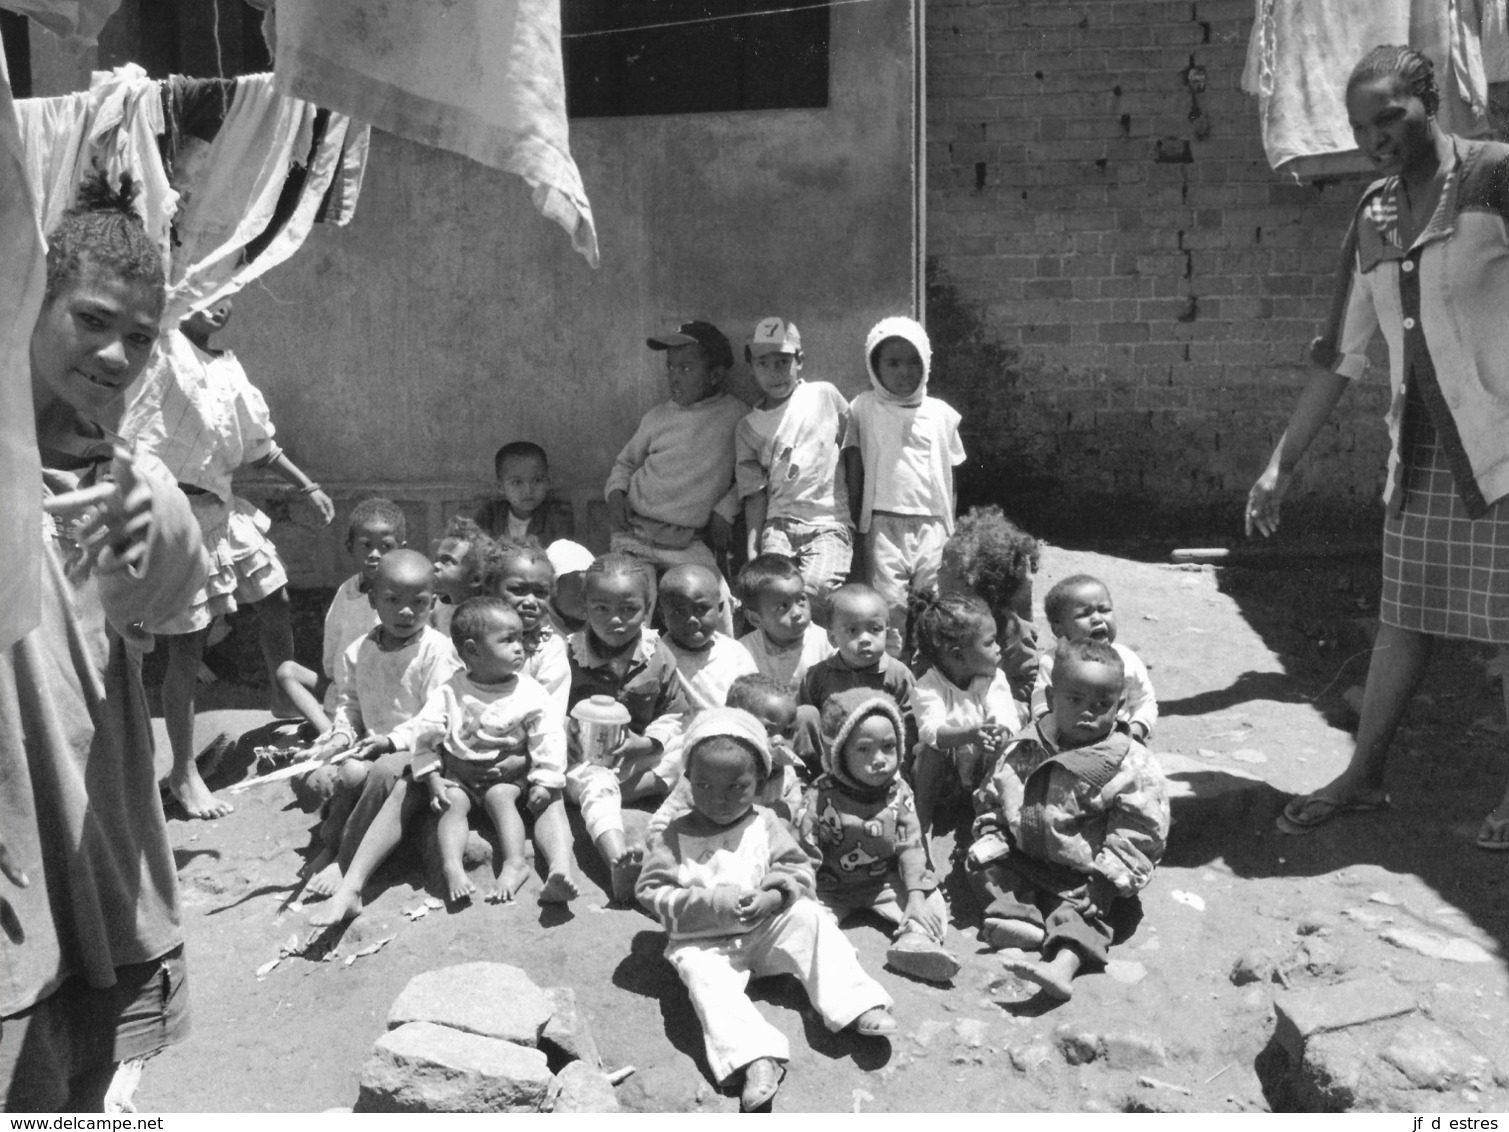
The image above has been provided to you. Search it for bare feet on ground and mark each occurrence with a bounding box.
[304,858,344,898]
[609,847,643,904]
[539,871,579,904]
[169,767,233,820]
[980,917,1046,951]
[307,889,362,927]
[491,859,531,903]
[1001,951,1078,1001]
[443,862,477,905]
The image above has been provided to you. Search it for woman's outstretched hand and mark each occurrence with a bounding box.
[1245,466,1291,538]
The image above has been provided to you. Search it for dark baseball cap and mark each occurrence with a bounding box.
[647,320,734,370]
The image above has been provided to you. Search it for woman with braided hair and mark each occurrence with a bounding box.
[1247,46,1509,849]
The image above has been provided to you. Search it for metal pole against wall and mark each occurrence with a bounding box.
[913,0,925,322]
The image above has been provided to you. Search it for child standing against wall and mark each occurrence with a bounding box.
[735,317,852,623]
[606,321,746,593]
[842,316,964,656]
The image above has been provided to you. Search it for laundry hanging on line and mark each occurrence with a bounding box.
[266,0,599,267]
[1242,0,1509,177]
[15,64,370,325]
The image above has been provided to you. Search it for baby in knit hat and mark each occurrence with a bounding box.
[794,688,962,984]
[637,707,896,1111]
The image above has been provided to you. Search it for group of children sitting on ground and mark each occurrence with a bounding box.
[255,315,1169,1112]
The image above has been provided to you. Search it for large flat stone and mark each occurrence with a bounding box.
[356,1021,552,1113]
[541,986,602,1070]
[388,963,553,1046]
[1272,977,1418,1059]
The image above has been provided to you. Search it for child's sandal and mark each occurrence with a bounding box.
[739,1057,784,1111]
[851,1006,897,1037]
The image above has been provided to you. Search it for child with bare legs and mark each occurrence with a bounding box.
[309,597,574,922]
[274,498,402,736]
[300,550,460,896]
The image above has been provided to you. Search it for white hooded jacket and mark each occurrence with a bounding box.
[841,316,965,534]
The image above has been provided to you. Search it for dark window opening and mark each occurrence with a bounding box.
[101,0,271,82]
[2,11,31,98]
[565,0,829,118]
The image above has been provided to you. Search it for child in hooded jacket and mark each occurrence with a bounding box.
[841,317,965,654]
[795,689,961,984]
[637,708,895,1111]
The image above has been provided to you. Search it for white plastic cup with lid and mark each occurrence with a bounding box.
[571,695,632,766]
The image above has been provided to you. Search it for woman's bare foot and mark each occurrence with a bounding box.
[610,847,643,904]
[1001,950,1080,1001]
[308,888,363,927]
[492,859,531,903]
[169,766,233,820]
[539,871,579,904]
[443,861,476,905]
[304,859,344,898]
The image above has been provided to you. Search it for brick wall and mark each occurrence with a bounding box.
[926,0,1392,539]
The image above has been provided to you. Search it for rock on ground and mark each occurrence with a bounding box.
[387,962,554,1045]
[356,1021,553,1113]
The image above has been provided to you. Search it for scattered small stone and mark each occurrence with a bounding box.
[911,1019,949,1048]
[1295,912,1332,935]
[1007,1038,1054,1074]
[1295,937,1350,979]
[1170,890,1205,912]
[1379,928,1494,964]
[1228,749,1268,764]
[256,957,281,978]
[1106,960,1147,986]
[1054,1024,1100,1066]
[546,1060,620,1114]
[851,1088,874,1113]
[403,904,430,921]
[1366,892,1400,907]
[1195,749,1220,759]
[424,897,444,910]
[1229,950,1277,986]
[1101,1032,1169,1070]
[953,1018,988,1048]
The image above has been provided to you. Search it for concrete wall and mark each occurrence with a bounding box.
[926,0,1391,537]
[209,1,918,583]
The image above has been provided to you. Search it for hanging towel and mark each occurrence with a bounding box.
[1243,0,1492,172]
[15,65,178,262]
[0,0,121,48]
[269,0,599,266]
[0,37,46,652]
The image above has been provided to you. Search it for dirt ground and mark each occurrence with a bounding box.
[132,542,1509,1113]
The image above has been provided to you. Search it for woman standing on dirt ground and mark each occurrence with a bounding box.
[1246,45,1509,851]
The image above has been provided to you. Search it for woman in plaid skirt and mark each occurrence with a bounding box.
[1246,45,1509,850]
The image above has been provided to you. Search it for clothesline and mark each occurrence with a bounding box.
[561,0,886,41]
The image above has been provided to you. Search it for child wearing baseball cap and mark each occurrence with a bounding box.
[735,317,854,625]
[605,321,747,599]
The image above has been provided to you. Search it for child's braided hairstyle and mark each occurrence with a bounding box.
[909,589,993,671]
[45,172,166,307]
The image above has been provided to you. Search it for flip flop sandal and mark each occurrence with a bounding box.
[1276,792,1390,835]
[1476,815,1509,852]
[851,1007,898,1037]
